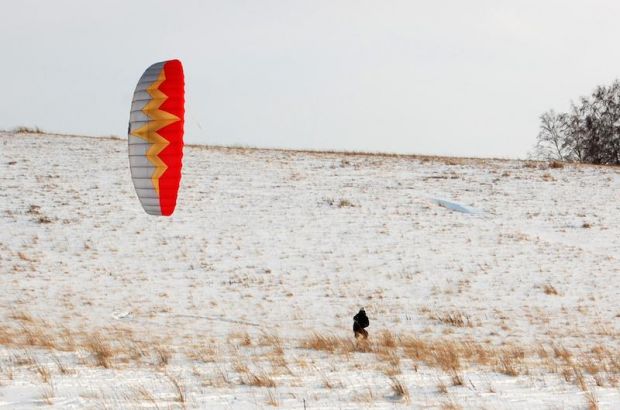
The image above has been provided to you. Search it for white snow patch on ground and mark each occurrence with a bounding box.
[0,132,619,409]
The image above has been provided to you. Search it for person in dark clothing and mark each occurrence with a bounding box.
[353,308,369,339]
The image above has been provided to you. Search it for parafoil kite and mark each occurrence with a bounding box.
[128,59,185,216]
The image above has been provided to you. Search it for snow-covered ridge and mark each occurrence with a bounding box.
[1,132,618,409]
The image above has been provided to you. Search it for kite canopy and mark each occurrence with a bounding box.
[128,59,185,216]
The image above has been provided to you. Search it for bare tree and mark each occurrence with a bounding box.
[534,110,571,160]
[534,80,620,165]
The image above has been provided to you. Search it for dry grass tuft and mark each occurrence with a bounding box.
[166,373,187,407]
[585,390,599,410]
[84,333,114,368]
[265,389,279,406]
[430,311,473,327]
[542,172,556,181]
[239,332,252,346]
[13,126,44,134]
[10,311,35,323]
[186,344,218,363]
[389,377,410,403]
[300,333,341,353]
[203,365,232,388]
[432,342,461,373]
[154,345,171,367]
[496,347,526,376]
[130,384,158,407]
[352,386,375,403]
[40,383,55,405]
[259,333,283,350]
[440,401,463,410]
[0,325,16,345]
[242,370,277,388]
[378,330,397,348]
[437,378,448,394]
[543,284,559,295]
[32,357,52,383]
[51,354,70,375]
[20,323,58,349]
[337,199,355,208]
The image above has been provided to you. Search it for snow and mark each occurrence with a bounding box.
[0,132,619,409]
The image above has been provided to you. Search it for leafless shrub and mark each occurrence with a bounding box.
[13,126,44,134]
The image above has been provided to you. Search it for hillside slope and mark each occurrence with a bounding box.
[1,132,619,409]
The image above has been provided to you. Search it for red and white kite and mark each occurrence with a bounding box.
[128,60,185,216]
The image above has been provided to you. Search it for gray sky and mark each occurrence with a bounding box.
[2,0,620,158]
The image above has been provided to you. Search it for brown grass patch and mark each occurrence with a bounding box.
[430,311,473,327]
[154,345,171,367]
[84,333,114,368]
[13,126,44,134]
[495,347,526,376]
[241,370,277,388]
[549,160,565,169]
[543,284,559,295]
[300,333,342,353]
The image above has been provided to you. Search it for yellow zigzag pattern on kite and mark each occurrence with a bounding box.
[131,68,180,196]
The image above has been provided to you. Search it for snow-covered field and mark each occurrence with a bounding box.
[1,132,619,409]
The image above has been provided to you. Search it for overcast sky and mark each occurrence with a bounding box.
[2,1,620,158]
